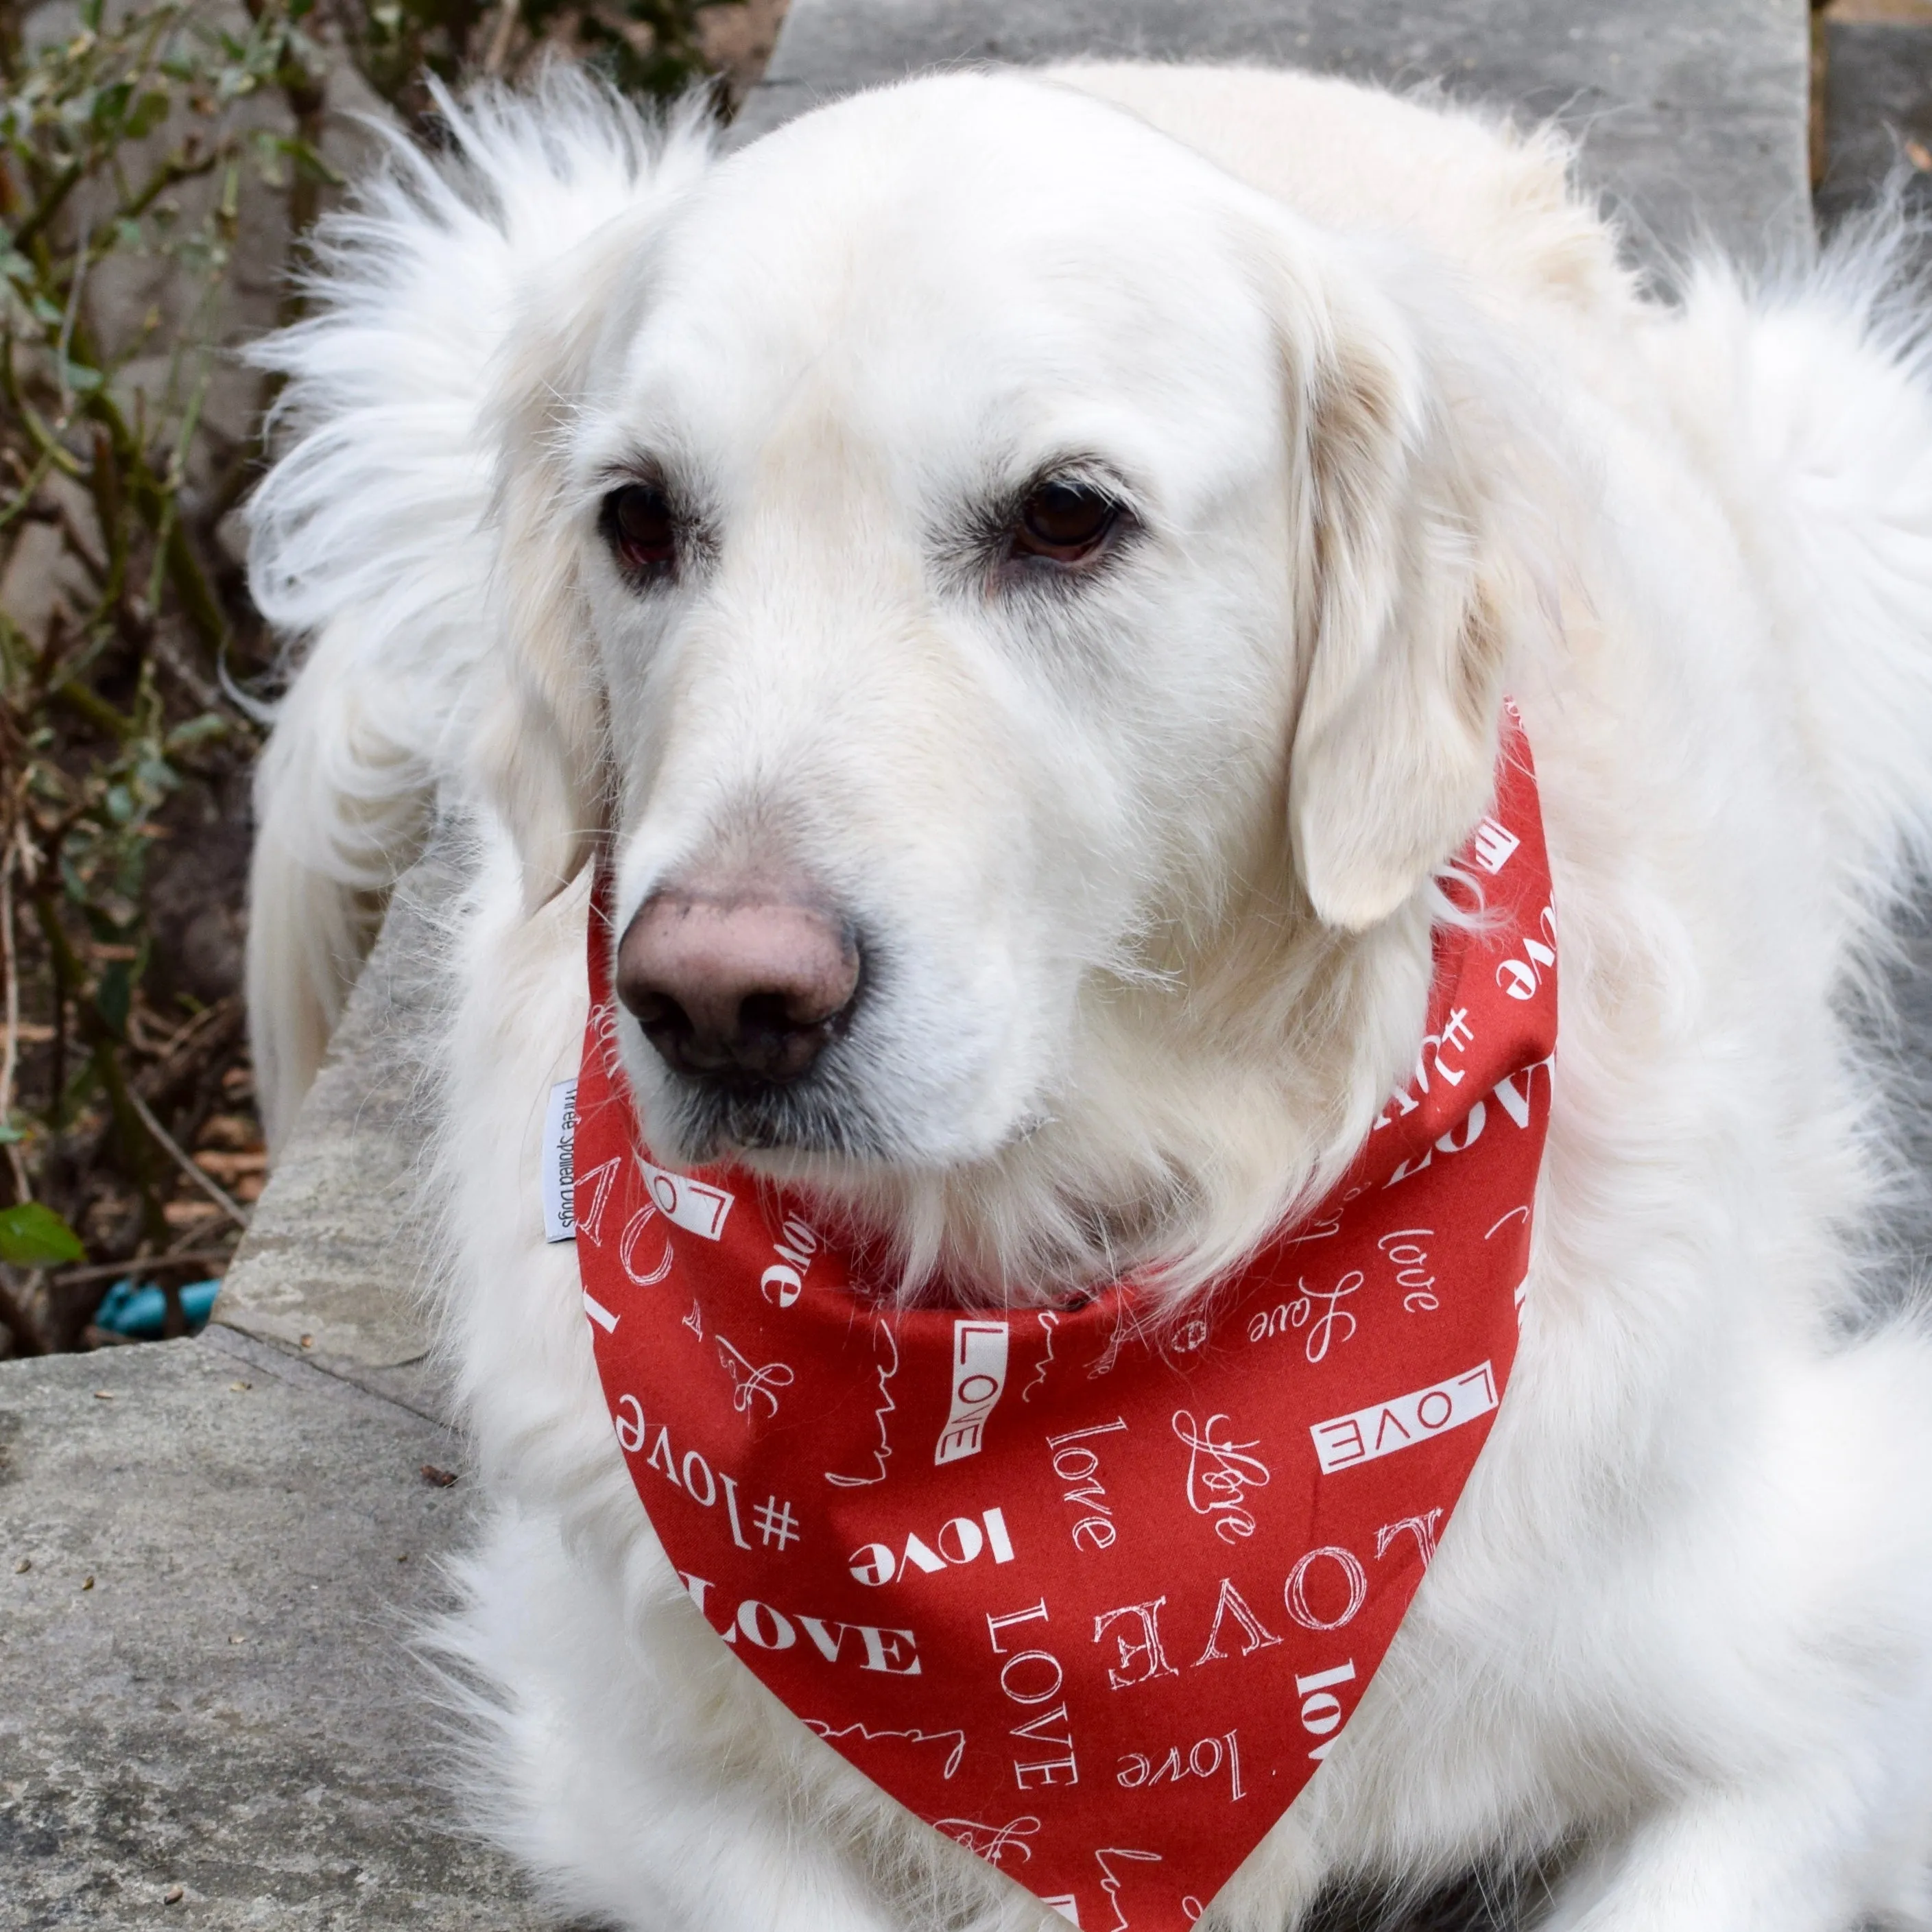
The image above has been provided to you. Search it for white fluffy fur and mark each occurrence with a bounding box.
[246,60,1932,1931]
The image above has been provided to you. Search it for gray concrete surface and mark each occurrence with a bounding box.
[0,1,1830,1925]
[211,850,456,1421]
[735,0,1814,274]
[1818,17,1932,228]
[0,851,510,1930]
[0,1339,549,1929]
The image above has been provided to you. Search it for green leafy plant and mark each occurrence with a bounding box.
[344,0,730,112]
[0,1197,84,1265]
[0,0,748,1355]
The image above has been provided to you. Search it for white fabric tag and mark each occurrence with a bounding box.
[542,1078,578,1243]
[635,1156,736,1241]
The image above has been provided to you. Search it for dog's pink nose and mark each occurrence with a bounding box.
[615,888,861,1084]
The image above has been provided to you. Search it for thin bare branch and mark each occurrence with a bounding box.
[0,862,28,1205]
[45,1245,233,1287]
[126,1085,248,1227]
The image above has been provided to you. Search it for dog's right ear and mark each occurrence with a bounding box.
[468,224,649,912]
[1263,226,1542,932]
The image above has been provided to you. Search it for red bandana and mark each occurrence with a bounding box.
[570,713,1555,1930]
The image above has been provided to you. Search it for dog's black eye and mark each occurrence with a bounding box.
[602,483,677,580]
[1014,481,1119,563]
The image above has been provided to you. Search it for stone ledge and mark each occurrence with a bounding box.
[208,845,460,1421]
[0,1339,551,1929]
[734,0,1813,274]
[1817,17,1932,229]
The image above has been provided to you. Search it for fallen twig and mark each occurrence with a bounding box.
[126,1086,248,1227]
[45,1245,232,1287]
[0,861,27,1203]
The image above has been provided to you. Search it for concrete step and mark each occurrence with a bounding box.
[208,847,455,1420]
[1817,7,1932,229]
[0,1339,551,1929]
[735,0,1814,274]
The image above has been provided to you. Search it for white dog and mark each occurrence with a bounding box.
[243,58,1932,1932]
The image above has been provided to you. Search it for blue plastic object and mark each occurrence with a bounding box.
[93,1277,221,1339]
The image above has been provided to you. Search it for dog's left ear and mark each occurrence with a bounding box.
[1269,230,1537,931]
[468,235,631,912]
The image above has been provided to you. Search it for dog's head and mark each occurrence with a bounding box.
[476,72,1548,1293]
